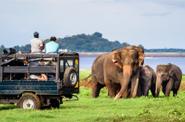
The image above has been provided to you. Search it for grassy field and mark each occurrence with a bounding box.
[0,71,185,122]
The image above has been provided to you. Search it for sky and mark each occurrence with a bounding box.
[0,0,185,49]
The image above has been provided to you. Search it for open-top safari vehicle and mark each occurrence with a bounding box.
[0,52,79,109]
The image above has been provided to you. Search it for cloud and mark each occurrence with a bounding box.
[151,0,185,9]
[107,0,185,9]
[0,0,185,48]
[142,12,171,17]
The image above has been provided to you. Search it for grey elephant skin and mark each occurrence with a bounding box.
[155,63,182,97]
[138,65,156,97]
[91,46,144,99]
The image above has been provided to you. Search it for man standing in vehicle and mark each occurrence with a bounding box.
[45,36,59,53]
[31,32,44,53]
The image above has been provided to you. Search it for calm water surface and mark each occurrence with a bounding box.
[80,56,185,74]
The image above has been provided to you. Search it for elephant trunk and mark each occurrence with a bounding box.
[155,74,162,97]
[114,65,132,100]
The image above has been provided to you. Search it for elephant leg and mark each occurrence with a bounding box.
[173,89,178,97]
[142,81,149,96]
[92,82,104,98]
[114,80,129,100]
[124,89,129,98]
[119,81,130,98]
[137,81,142,97]
[130,72,139,97]
[155,75,162,97]
[123,81,131,98]
[165,79,173,96]
[107,83,120,97]
[155,87,160,97]
[173,81,181,97]
[144,87,149,96]
[155,83,161,97]
[162,86,166,95]
[112,83,121,97]
[151,83,156,97]
[104,79,116,97]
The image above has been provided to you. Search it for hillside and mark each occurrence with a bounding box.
[58,32,129,52]
[0,32,185,53]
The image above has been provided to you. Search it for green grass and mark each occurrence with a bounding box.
[182,75,185,81]
[1,89,185,122]
[0,72,185,122]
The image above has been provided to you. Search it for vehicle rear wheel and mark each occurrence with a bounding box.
[63,67,78,87]
[17,93,41,109]
[50,99,60,108]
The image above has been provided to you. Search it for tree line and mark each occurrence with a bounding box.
[0,32,185,53]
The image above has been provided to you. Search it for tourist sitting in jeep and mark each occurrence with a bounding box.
[31,32,44,53]
[30,74,48,81]
[45,36,60,53]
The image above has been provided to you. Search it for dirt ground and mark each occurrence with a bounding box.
[80,78,95,88]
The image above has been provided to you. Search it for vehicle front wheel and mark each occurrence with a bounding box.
[17,93,41,109]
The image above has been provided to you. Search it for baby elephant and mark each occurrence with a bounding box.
[138,65,156,97]
[156,63,182,97]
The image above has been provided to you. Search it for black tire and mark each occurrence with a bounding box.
[17,93,41,109]
[50,99,60,108]
[63,67,78,87]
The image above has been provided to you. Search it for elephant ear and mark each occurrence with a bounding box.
[112,51,123,69]
[168,65,177,80]
[169,70,176,80]
[137,47,144,66]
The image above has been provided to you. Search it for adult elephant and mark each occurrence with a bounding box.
[138,65,156,97]
[91,45,144,99]
[91,52,121,98]
[155,63,182,97]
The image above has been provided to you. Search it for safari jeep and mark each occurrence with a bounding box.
[0,52,79,109]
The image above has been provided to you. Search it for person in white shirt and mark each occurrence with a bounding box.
[31,32,44,53]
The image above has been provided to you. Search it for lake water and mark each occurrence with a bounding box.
[80,56,185,74]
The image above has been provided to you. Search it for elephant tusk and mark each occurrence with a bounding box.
[114,95,119,100]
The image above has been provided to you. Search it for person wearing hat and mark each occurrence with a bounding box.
[45,36,59,53]
[31,32,44,53]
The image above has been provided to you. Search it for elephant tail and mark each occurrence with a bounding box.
[82,74,92,81]
[81,74,96,88]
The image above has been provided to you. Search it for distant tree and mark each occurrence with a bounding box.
[122,42,130,47]
[0,45,5,54]
[93,32,102,38]
[56,33,124,52]
[138,44,145,51]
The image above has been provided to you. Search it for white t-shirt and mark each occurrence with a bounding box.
[31,38,44,53]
